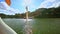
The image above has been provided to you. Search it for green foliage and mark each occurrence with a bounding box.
[0,6,60,18]
[33,6,60,18]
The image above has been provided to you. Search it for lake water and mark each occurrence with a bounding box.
[2,18,60,34]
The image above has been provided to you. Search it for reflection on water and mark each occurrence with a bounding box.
[2,18,60,34]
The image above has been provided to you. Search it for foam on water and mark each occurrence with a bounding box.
[23,19,33,22]
[23,19,32,34]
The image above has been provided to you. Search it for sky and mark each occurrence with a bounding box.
[0,0,60,15]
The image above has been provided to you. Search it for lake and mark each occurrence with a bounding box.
[2,18,60,34]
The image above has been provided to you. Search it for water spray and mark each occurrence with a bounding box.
[23,6,32,34]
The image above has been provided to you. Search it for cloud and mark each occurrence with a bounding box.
[0,9,15,15]
[49,2,60,8]
[38,0,60,8]
[22,0,32,6]
[22,0,37,11]
[0,2,21,15]
[0,2,8,10]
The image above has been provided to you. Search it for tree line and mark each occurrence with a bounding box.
[0,6,60,18]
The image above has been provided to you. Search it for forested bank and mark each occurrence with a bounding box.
[0,6,60,18]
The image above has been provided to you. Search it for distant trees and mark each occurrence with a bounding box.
[32,6,60,18]
[0,13,20,18]
[0,6,60,18]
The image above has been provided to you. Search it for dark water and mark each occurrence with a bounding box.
[2,18,60,34]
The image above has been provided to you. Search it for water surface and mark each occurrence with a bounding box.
[2,18,60,34]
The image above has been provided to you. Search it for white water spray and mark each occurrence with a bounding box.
[23,6,32,34]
